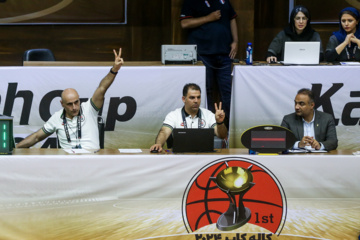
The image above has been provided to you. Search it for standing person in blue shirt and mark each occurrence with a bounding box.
[180,0,238,129]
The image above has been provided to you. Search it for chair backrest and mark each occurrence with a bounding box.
[166,133,173,149]
[98,116,105,149]
[23,48,55,62]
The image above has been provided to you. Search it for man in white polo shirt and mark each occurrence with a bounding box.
[150,83,228,152]
[16,48,124,149]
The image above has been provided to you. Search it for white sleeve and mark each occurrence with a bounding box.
[163,110,177,129]
[42,115,57,135]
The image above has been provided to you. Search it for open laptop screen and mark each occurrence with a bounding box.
[282,41,320,65]
[172,128,214,153]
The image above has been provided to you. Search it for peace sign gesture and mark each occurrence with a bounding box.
[214,102,225,124]
[112,48,124,72]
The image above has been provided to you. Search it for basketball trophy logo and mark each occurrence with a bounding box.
[182,157,287,236]
[211,164,254,231]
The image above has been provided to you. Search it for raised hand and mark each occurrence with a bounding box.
[113,48,124,72]
[215,102,225,124]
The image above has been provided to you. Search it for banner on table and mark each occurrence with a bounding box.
[0,154,359,239]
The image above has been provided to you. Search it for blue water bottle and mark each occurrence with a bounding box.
[246,42,253,65]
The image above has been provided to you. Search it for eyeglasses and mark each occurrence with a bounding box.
[294,17,308,22]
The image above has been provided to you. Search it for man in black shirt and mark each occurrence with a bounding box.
[180,0,238,129]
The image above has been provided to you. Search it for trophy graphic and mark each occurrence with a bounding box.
[211,163,255,231]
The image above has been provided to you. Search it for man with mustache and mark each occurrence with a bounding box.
[16,48,124,149]
[150,83,228,152]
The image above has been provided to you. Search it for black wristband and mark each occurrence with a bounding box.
[216,121,224,125]
[110,68,118,75]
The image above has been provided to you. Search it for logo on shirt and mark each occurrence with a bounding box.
[200,119,206,128]
[220,0,225,4]
[181,119,205,127]
[79,114,85,123]
[204,0,210,7]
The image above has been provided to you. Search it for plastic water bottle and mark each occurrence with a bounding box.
[246,42,253,65]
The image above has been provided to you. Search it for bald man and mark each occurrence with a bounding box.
[16,48,124,149]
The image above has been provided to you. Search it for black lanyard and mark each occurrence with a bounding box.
[62,108,82,145]
[345,45,357,60]
[181,107,202,129]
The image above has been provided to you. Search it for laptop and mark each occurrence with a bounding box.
[281,42,320,65]
[172,129,214,153]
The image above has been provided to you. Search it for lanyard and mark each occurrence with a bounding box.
[345,45,357,60]
[181,107,202,129]
[62,108,82,145]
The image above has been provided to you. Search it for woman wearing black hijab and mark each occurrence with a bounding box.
[266,5,323,63]
[325,7,360,62]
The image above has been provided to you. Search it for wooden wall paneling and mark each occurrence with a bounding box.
[171,0,187,44]
[231,0,254,61]
[0,25,131,66]
[50,25,128,62]
[254,0,289,61]
[0,0,172,66]
[128,0,172,62]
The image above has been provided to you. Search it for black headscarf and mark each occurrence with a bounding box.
[284,5,315,41]
[333,7,360,44]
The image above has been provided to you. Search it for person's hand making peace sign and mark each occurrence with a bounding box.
[112,48,124,73]
[215,102,225,124]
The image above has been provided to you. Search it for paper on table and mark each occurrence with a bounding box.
[340,62,360,65]
[288,149,307,153]
[64,149,91,154]
[308,149,328,153]
[119,149,142,153]
[352,151,360,156]
[288,149,328,153]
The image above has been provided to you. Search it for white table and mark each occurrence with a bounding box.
[0,150,359,239]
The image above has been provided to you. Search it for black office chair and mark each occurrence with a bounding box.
[23,48,55,62]
[166,133,173,149]
[98,116,105,149]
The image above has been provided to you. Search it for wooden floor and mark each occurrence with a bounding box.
[0,198,359,240]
